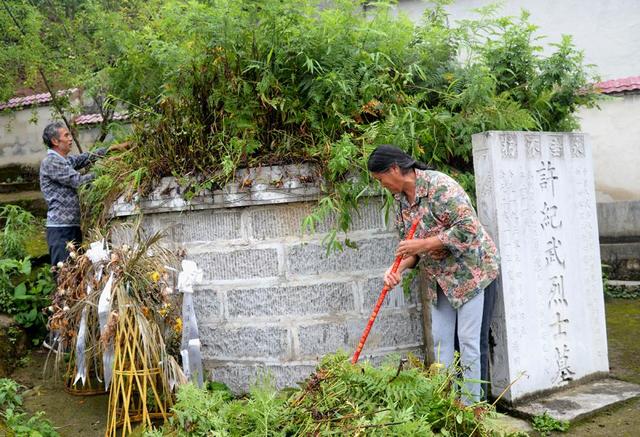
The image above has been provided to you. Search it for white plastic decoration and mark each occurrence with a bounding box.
[178,259,204,387]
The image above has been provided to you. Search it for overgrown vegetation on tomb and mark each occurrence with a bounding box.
[2,0,600,246]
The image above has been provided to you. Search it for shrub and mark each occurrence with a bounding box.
[0,378,59,436]
[0,258,55,344]
[0,205,38,260]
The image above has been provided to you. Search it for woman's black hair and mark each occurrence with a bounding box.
[367,144,430,174]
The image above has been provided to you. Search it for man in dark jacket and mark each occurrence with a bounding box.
[39,121,127,271]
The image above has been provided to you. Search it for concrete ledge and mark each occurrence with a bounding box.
[111,165,323,216]
[597,200,640,239]
[600,242,640,261]
[511,378,640,422]
[608,280,640,288]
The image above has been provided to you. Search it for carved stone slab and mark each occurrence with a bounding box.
[472,131,608,403]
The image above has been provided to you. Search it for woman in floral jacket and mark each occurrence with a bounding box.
[367,145,500,403]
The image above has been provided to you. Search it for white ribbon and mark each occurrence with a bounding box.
[178,260,204,387]
[74,240,110,387]
[98,272,115,389]
[86,240,109,264]
[73,306,89,385]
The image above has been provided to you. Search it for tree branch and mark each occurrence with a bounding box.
[1,0,83,152]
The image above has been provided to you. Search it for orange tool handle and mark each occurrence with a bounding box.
[351,217,421,364]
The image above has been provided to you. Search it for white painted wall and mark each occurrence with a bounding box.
[578,93,640,202]
[398,0,640,81]
[0,105,104,172]
[398,0,640,202]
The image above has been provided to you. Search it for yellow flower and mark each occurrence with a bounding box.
[159,304,171,317]
[150,271,161,282]
[173,317,183,334]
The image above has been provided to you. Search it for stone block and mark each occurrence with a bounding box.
[597,200,640,240]
[249,203,315,240]
[226,282,355,318]
[193,290,223,323]
[206,362,316,393]
[190,248,279,281]
[147,209,243,243]
[249,199,386,240]
[286,237,397,276]
[200,325,290,360]
[297,311,423,358]
[361,276,419,311]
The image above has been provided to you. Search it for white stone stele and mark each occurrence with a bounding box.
[472,131,609,403]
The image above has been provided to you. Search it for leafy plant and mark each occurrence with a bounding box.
[0,379,22,411]
[3,409,59,437]
[0,205,38,260]
[531,412,569,435]
[0,378,59,436]
[601,264,640,299]
[13,266,56,342]
[0,258,55,344]
[147,352,522,436]
[0,257,32,314]
[73,0,599,243]
[605,284,640,300]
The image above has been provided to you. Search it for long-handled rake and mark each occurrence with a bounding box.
[351,218,421,364]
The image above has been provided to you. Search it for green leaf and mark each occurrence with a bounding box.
[14,282,27,298]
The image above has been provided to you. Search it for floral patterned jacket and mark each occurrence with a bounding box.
[395,169,500,308]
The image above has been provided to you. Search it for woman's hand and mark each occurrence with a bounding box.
[383,255,417,288]
[383,267,402,288]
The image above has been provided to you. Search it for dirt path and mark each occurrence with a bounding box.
[11,350,108,436]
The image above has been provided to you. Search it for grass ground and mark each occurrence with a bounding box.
[551,298,640,437]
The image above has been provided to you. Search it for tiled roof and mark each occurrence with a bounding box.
[74,111,129,126]
[0,88,79,110]
[595,76,640,94]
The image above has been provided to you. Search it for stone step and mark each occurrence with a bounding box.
[600,241,640,259]
[0,190,47,217]
[509,378,640,423]
[0,181,39,193]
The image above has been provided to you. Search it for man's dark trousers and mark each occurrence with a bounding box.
[46,226,82,269]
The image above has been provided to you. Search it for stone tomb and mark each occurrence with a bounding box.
[113,165,426,393]
[472,132,609,403]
